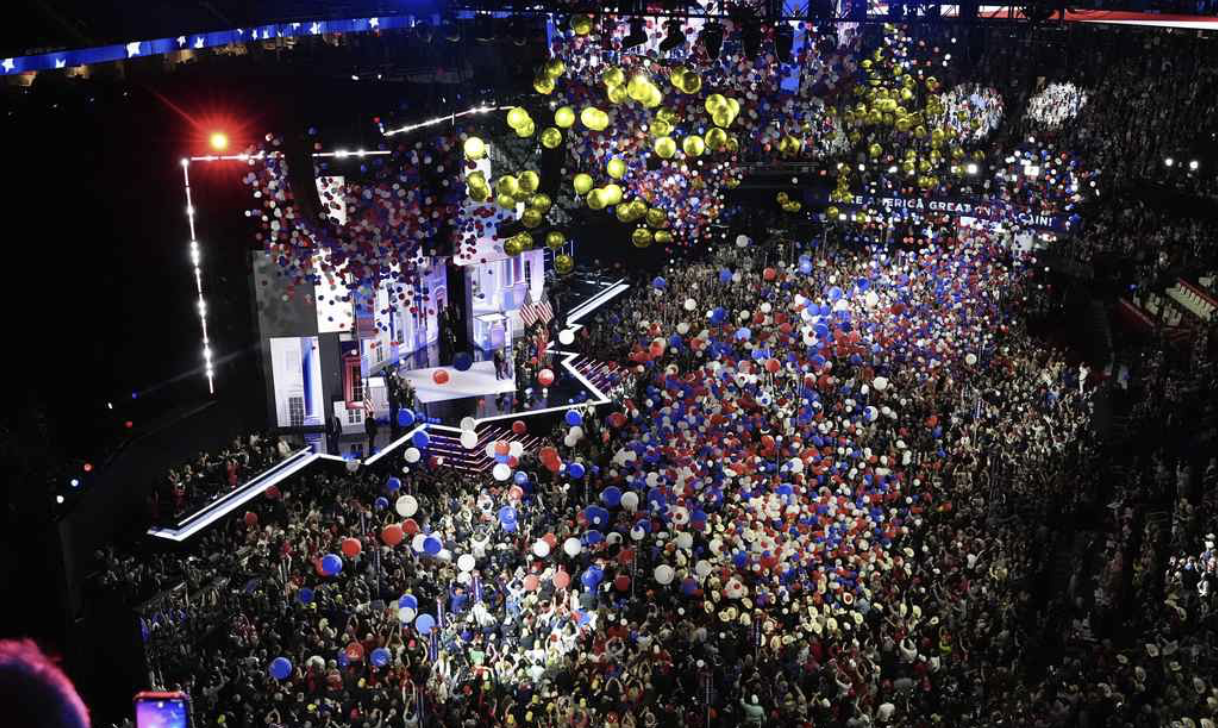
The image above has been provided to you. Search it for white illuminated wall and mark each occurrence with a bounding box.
[269,336,324,428]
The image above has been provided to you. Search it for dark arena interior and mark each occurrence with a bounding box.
[3,1,1218,726]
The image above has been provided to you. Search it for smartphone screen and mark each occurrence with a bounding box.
[134,692,190,728]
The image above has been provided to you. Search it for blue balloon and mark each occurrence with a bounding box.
[321,554,343,576]
[399,594,419,610]
[371,647,391,667]
[719,269,733,283]
[453,352,473,372]
[569,462,586,479]
[374,497,389,510]
[735,327,752,341]
[269,657,293,680]
[298,587,315,605]
[652,276,667,289]
[423,536,442,556]
[412,430,430,448]
[397,409,415,427]
[601,486,622,507]
[565,410,583,427]
[498,506,517,525]
[336,651,349,668]
[513,471,529,486]
[415,614,436,635]
[386,477,402,492]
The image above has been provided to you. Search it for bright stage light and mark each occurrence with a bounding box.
[1165,157,1174,167]
[208,132,228,151]
[966,163,979,175]
[1189,160,1199,171]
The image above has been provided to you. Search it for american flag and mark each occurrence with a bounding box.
[519,298,554,327]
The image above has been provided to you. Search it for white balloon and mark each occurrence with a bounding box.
[395,495,419,517]
[492,463,512,481]
[569,426,584,440]
[461,416,477,432]
[558,329,575,345]
[760,302,772,314]
[695,560,712,577]
[676,532,694,550]
[458,554,476,572]
[965,353,978,366]
[484,442,498,458]
[411,534,427,552]
[654,564,675,585]
[620,491,639,512]
[345,460,360,473]
[563,537,582,557]
[461,430,478,449]
[532,540,551,558]
[509,441,524,458]
[405,447,421,463]
[684,298,697,311]
[676,322,690,335]
[398,606,417,623]
[872,376,889,392]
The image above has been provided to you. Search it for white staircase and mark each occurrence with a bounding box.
[1165,281,1216,323]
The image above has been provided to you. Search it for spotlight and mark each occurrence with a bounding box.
[70,479,80,488]
[623,16,648,49]
[1165,157,1174,167]
[966,163,979,175]
[700,20,724,59]
[208,131,228,151]
[774,23,794,62]
[1189,160,1199,171]
[56,495,65,504]
[741,19,763,57]
[659,19,686,52]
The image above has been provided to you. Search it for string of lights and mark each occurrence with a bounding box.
[180,160,215,395]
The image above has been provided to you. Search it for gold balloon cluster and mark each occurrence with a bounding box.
[506,107,536,138]
[533,57,565,95]
[554,253,575,275]
[569,14,594,36]
[776,192,802,214]
[463,136,487,161]
[491,169,542,211]
[603,68,664,109]
[704,93,741,129]
[667,65,703,95]
[580,106,610,132]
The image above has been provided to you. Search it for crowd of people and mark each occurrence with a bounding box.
[85,206,1212,728]
[148,434,292,527]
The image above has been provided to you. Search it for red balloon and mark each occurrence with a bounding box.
[537,368,555,387]
[545,457,562,473]
[494,440,511,457]
[402,519,419,535]
[508,485,524,500]
[539,446,559,462]
[243,511,258,527]
[543,532,558,549]
[765,358,781,373]
[381,524,404,546]
[511,420,527,435]
[553,570,571,589]
[342,537,363,557]
[264,485,281,500]
[618,548,635,564]
[649,342,664,357]
[523,574,540,591]
[763,267,777,281]
[614,574,631,592]
[345,642,365,662]
[432,369,450,385]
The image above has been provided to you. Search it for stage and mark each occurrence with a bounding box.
[401,361,515,404]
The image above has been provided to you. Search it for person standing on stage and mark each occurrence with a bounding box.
[387,370,402,431]
[326,413,342,455]
[364,399,379,454]
[493,348,508,380]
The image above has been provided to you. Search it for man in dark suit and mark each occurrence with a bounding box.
[493,348,508,380]
[386,371,402,432]
[326,413,342,455]
[365,410,379,454]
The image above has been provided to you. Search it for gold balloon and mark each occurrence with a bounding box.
[603,184,624,206]
[726,135,739,153]
[654,136,677,159]
[545,58,566,79]
[513,189,533,204]
[607,84,628,105]
[545,231,565,250]
[654,230,673,245]
[496,193,516,209]
[705,127,728,151]
[626,72,652,100]
[711,110,732,128]
[914,125,928,139]
[650,119,673,137]
[516,232,534,251]
[631,228,653,248]
[570,15,593,36]
[643,86,664,109]
[506,107,531,130]
[826,205,840,219]
[466,171,487,188]
[463,136,487,160]
[868,143,883,159]
[646,208,668,228]
[777,192,790,203]
[518,171,540,193]
[521,209,543,229]
[503,236,524,256]
[529,194,552,212]
[580,107,608,131]
[682,135,706,157]
[586,189,608,210]
[606,157,627,180]
[705,94,728,115]
[657,107,680,125]
[469,185,491,202]
[896,116,912,133]
[497,175,519,197]
[602,66,626,87]
[573,173,594,195]
[533,75,555,95]
[554,106,576,129]
[615,203,634,223]
[680,71,701,94]
[540,127,563,149]
[515,119,536,138]
[554,254,574,275]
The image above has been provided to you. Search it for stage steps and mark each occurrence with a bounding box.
[426,425,546,474]
[569,356,620,391]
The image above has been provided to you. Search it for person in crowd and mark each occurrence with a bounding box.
[0,639,90,728]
